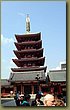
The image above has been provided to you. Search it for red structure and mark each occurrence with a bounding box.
[9,15,47,94]
[12,33,46,72]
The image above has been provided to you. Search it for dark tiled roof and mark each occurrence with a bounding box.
[12,57,45,67]
[1,79,10,86]
[14,40,42,45]
[48,70,66,82]
[15,32,41,42]
[13,48,43,59]
[9,70,46,82]
[14,48,43,54]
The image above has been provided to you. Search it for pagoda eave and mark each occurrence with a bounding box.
[13,48,43,54]
[12,57,45,67]
[13,48,43,59]
[11,66,47,72]
[15,32,41,42]
[14,40,42,50]
[14,40,42,45]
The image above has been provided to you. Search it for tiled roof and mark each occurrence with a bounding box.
[14,40,42,45]
[1,79,10,86]
[48,70,66,82]
[12,57,45,67]
[9,70,46,82]
[15,32,41,42]
[15,32,41,37]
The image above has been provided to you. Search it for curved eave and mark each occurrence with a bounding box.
[14,48,43,54]
[13,51,21,59]
[15,32,41,42]
[12,57,45,67]
[14,40,42,45]
[13,48,43,59]
[11,66,47,72]
[14,40,42,50]
[12,57,45,62]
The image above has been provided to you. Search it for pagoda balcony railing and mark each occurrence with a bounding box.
[11,66,47,72]
[14,48,43,53]
[20,48,36,51]
[15,40,42,44]
[20,56,38,59]
[13,57,44,61]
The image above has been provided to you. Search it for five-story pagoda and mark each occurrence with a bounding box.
[9,15,47,94]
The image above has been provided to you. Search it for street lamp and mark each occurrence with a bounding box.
[46,72,50,84]
[35,74,42,93]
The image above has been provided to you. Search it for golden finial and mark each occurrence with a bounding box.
[26,14,30,32]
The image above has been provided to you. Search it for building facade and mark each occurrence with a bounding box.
[46,62,66,97]
[1,15,66,97]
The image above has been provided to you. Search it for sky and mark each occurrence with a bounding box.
[1,1,66,79]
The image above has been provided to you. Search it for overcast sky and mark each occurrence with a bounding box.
[1,1,66,79]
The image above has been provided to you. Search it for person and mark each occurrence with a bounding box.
[14,91,20,106]
[55,99,65,106]
[31,93,44,106]
[21,94,31,106]
[62,91,66,105]
[54,94,65,106]
[43,94,55,106]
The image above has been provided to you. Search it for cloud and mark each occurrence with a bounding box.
[50,66,61,70]
[50,61,66,70]
[18,12,25,17]
[1,34,14,44]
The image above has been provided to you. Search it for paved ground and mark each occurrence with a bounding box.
[1,98,34,107]
[1,98,16,106]
[1,96,44,107]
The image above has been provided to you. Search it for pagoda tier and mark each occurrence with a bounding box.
[13,48,43,59]
[12,32,47,73]
[14,40,42,50]
[11,66,47,72]
[15,32,41,43]
[12,57,45,67]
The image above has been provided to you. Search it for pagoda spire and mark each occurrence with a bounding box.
[26,14,30,32]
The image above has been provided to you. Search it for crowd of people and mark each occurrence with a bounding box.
[14,91,66,107]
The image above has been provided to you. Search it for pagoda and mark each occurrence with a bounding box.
[9,15,47,94]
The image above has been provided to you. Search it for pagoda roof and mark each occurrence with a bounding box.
[9,69,46,82]
[15,32,41,42]
[14,48,43,53]
[11,66,47,72]
[12,57,45,67]
[13,48,43,59]
[14,40,42,50]
[14,40,42,45]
